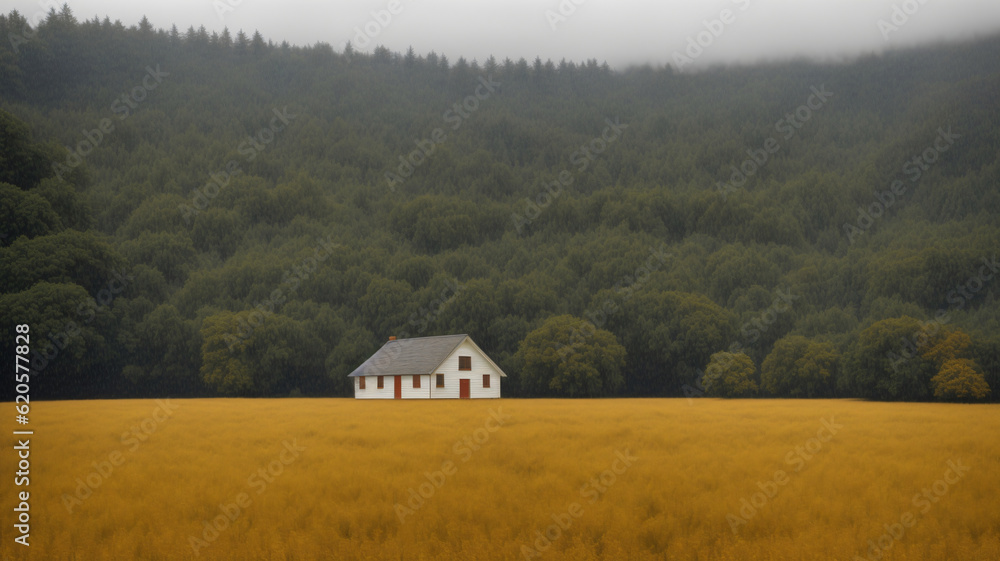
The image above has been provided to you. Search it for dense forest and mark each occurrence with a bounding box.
[1,7,998,402]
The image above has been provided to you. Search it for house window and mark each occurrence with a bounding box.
[359,377,366,390]
[377,376,384,389]
[436,374,445,388]
[413,375,421,389]
[483,375,491,388]
[459,356,472,371]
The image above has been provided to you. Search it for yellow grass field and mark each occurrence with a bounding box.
[1,398,998,560]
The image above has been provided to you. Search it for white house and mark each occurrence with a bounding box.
[348,334,505,399]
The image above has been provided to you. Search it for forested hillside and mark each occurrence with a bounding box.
[1,7,998,401]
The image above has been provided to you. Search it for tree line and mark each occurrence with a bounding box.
[1,7,998,401]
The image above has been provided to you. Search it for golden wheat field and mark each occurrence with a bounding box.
[1,398,998,561]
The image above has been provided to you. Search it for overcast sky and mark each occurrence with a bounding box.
[10,0,1000,68]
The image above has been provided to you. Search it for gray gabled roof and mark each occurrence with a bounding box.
[347,334,506,378]
[348,334,467,378]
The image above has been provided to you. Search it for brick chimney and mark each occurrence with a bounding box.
[389,336,396,341]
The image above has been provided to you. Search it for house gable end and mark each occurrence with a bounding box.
[427,336,507,378]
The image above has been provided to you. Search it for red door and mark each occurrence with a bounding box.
[459,379,470,399]
[394,376,402,399]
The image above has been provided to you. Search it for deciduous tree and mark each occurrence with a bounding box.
[517,314,625,397]
[703,351,758,398]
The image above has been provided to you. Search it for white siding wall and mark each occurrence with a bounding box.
[429,340,502,399]
[355,375,432,399]
[354,376,393,399]
[475,373,500,399]
[401,375,431,399]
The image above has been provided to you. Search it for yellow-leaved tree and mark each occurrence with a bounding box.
[922,329,991,401]
[931,359,991,401]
